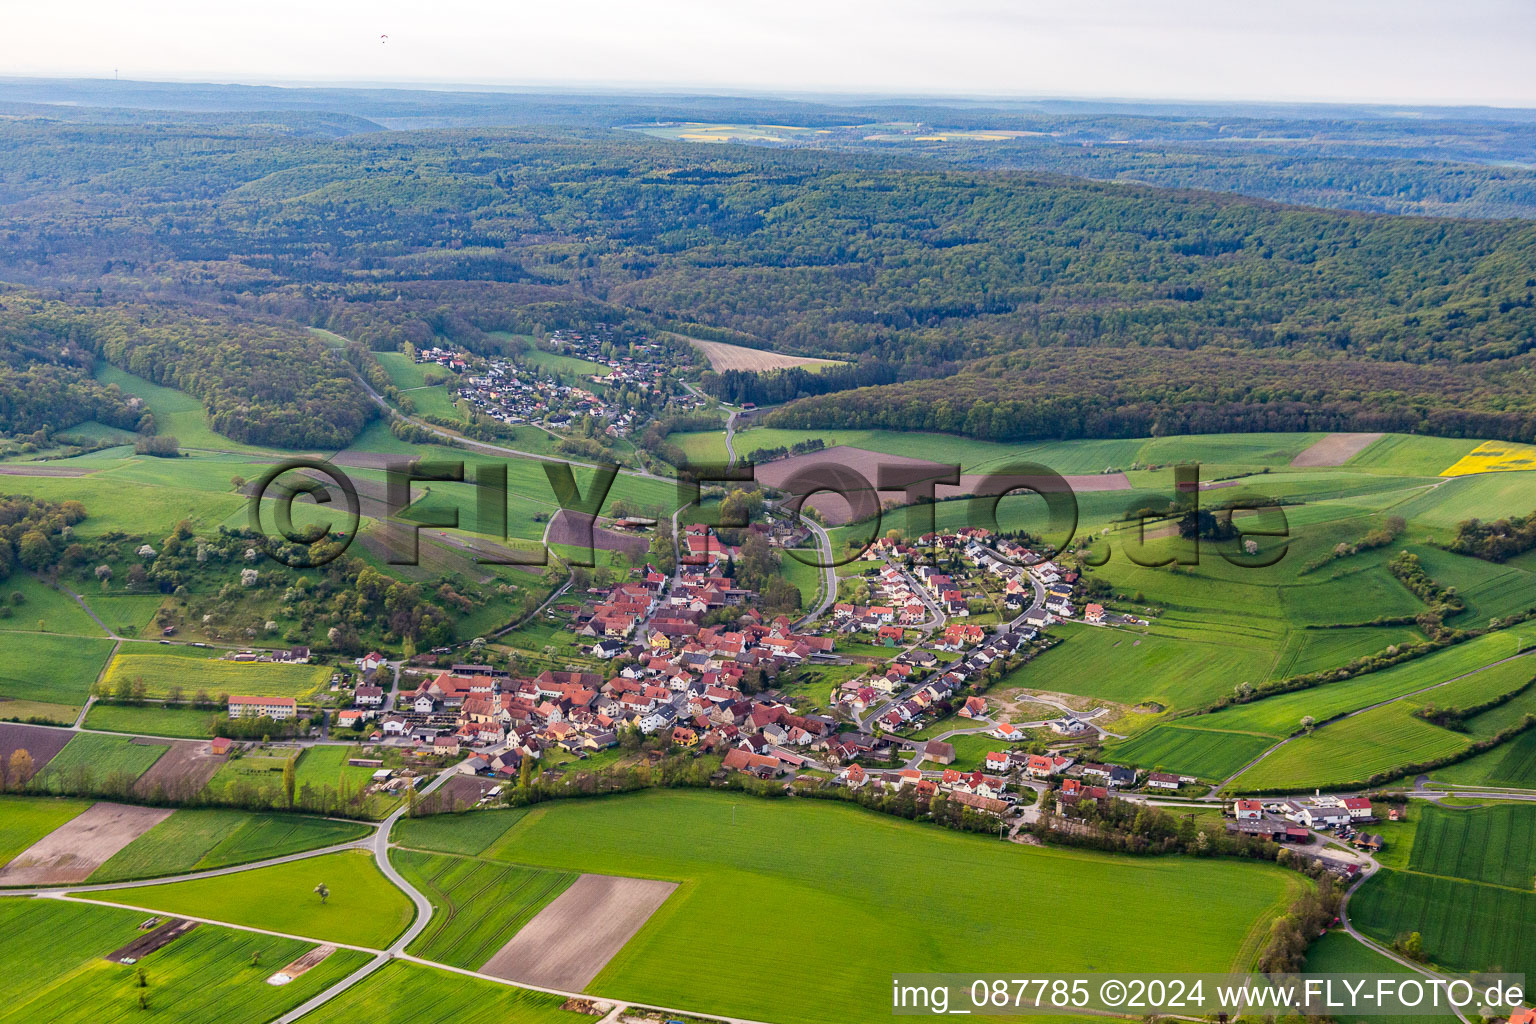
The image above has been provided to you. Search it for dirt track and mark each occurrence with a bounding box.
[0,802,172,885]
[1290,432,1384,467]
[479,873,677,990]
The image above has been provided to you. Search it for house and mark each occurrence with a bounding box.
[1083,603,1104,624]
[921,740,955,766]
[988,721,1024,742]
[984,751,1011,773]
[336,709,364,729]
[1342,797,1375,820]
[1234,799,1265,821]
[840,763,869,788]
[958,696,988,719]
[1146,772,1180,790]
[354,685,384,707]
[592,639,626,660]
[948,790,1009,817]
[228,695,298,721]
[209,736,232,756]
[1350,833,1384,852]
[722,747,783,777]
[1048,717,1090,736]
[1025,754,1072,778]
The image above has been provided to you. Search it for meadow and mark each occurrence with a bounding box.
[1433,729,1536,788]
[1103,724,1274,781]
[89,808,371,882]
[395,807,530,857]
[1301,931,1460,1024]
[101,649,330,702]
[1406,802,1536,890]
[0,794,90,867]
[98,849,415,948]
[1021,622,1275,711]
[33,732,168,791]
[0,632,116,713]
[0,899,370,1024]
[83,702,221,738]
[1232,703,1471,792]
[291,960,592,1024]
[1350,868,1536,977]
[294,744,389,793]
[393,850,577,969]
[1185,633,1535,739]
[440,789,1307,1024]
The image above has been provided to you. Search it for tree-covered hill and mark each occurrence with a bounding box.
[1,120,1535,443]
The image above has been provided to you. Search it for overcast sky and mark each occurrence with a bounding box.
[4,0,1533,107]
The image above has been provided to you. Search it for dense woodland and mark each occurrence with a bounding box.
[0,107,1535,444]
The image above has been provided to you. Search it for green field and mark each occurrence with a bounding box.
[0,899,369,1024]
[463,789,1306,1024]
[1301,930,1459,1024]
[1104,724,1274,780]
[101,649,329,702]
[1350,867,1536,977]
[1406,802,1536,890]
[294,744,386,793]
[0,573,107,636]
[1433,728,1536,787]
[1021,623,1276,711]
[83,702,220,738]
[1232,703,1471,791]
[33,732,168,791]
[0,795,90,866]
[0,632,116,712]
[89,808,372,882]
[98,849,415,947]
[290,960,591,1024]
[1188,633,1536,739]
[1227,638,1536,791]
[395,808,530,857]
[393,850,577,969]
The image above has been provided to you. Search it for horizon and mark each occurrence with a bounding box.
[4,0,1534,108]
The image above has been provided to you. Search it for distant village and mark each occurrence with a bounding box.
[413,326,703,437]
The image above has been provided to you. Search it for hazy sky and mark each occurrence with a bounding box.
[4,0,1534,106]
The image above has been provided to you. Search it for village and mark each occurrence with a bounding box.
[413,325,702,437]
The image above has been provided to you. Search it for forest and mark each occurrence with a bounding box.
[1,114,1535,444]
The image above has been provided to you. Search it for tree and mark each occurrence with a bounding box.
[0,745,33,789]
[283,755,297,810]
[17,531,53,571]
[314,883,329,904]
[1300,715,1316,734]
[135,966,147,988]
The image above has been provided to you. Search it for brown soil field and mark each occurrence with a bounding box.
[133,739,226,800]
[682,336,841,373]
[267,944,336,984]
[0,801,173,885]
[753,445,1131,524]
[1290,432,1384,467]
[545,510,650,558]
[479,873,677,990]
[0,723,72,781]
[106,918,198,962]
[418,772,502,813]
